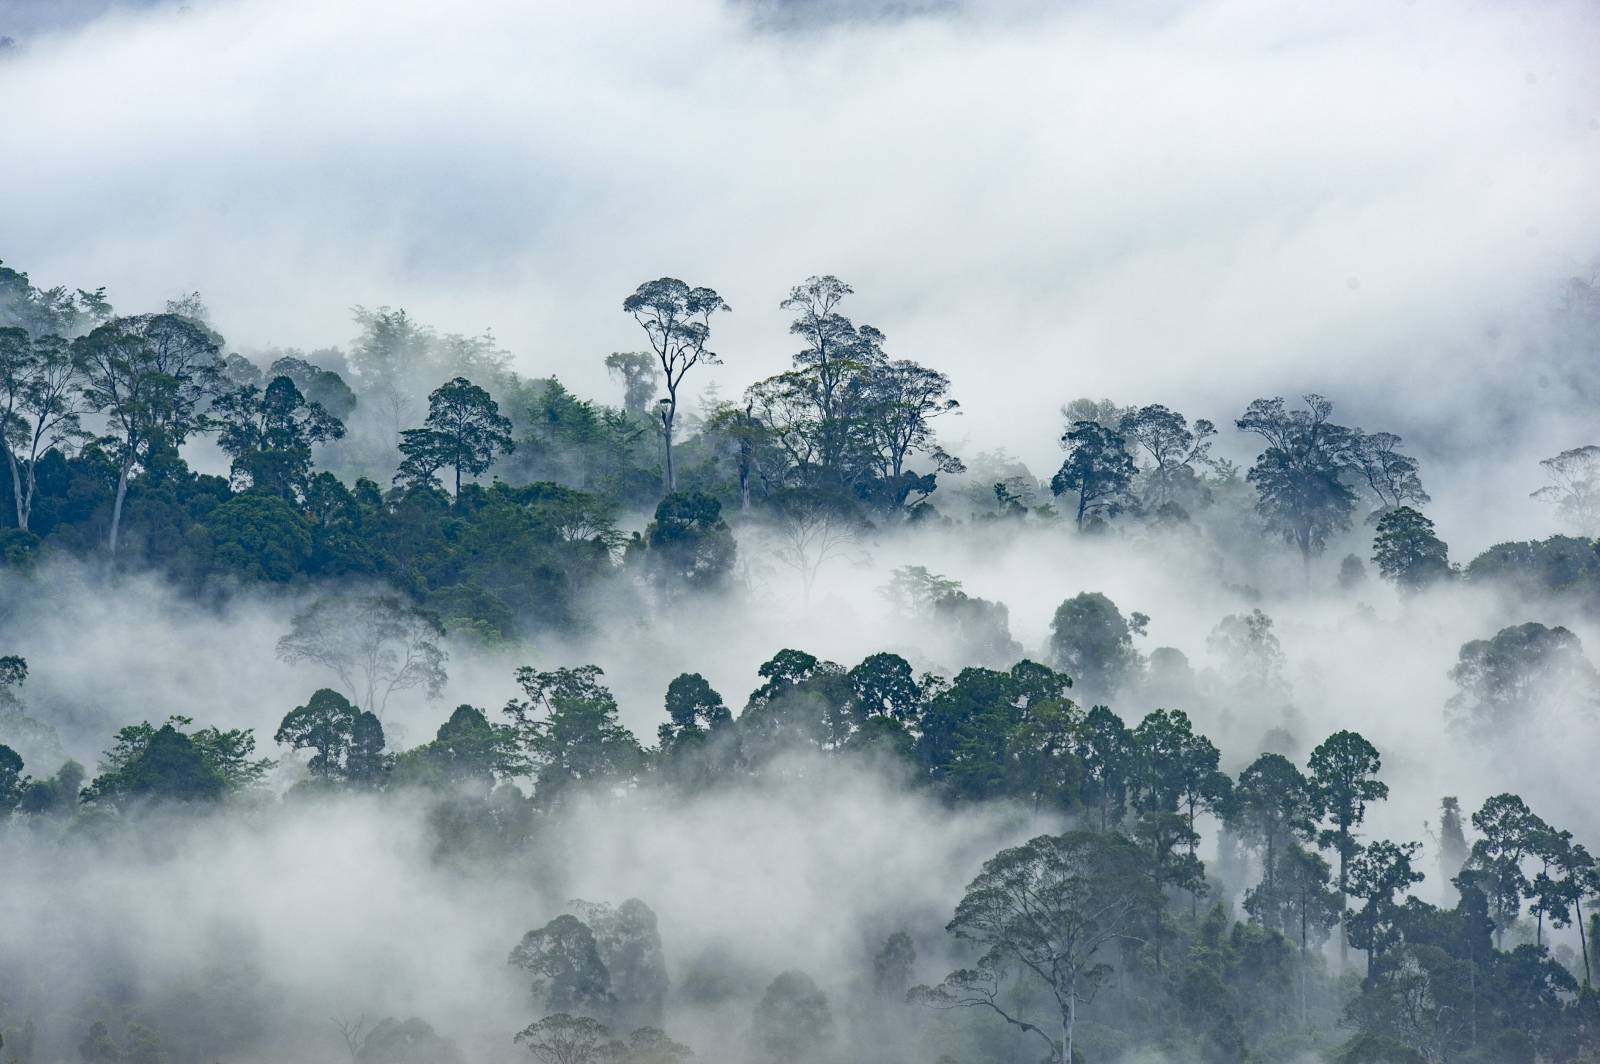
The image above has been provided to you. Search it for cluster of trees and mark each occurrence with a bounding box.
[4,621,1598,1063]
[11,255,1600,650]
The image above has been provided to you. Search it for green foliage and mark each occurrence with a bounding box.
[1372,506,1451,592]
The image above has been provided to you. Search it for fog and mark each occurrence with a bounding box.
[3,1,1600,1062]
[4,0,1600,537]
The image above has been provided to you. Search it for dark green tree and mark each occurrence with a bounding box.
[1345,840,1424,978]
[1308,730,1389,965]
[1228,753,1316,931]
[1050,420,1137,528]
[640,492,735,594]
[1467,793,1542,947]
[504,665,643,806]
[1371,506,1450,592]
[397,376,514,495]
[1236,394,1358,579]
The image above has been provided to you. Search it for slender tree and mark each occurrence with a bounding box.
[622,278,729,493]
[1307,730,1389,967]
[72,313,221,554]
[0,329,84,531]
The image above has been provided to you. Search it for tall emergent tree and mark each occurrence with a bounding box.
[397,376,514,495]
[275,595,448,718]
[1051,420,1137,529]
[1531,444,1600,537]
[1228,752,1316,931]
[1351,430,1428,521]
[0,328,83,531]
[1307,730,1388,966]
[912,831,1159,1064]
[1236,394,1358,579]
[72,313,222,554]
[1117,403,1216,509]
[622,278,730,493]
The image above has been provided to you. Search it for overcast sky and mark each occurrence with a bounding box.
[2,0,1598,544]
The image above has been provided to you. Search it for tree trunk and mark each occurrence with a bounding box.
[1065,986,1076,1064]
[1576,896,1591,988]
[1338,837,1349,969]
[5,445,26,532]
[659,385,677,496]
[109,462,131,555]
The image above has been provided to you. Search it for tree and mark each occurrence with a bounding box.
[274,688,384,785]
[397,377,514,495]
[751,970,831,1064]
[275,596,448,718]
[1047,592,1145,701]
[72,313,221,554]
[1544,837,1599,987]
[1236,395,1358,579]
[1346,840,1424,978]
[1351,431,1428,521]
[82,718,273,804]
[504,665,643,805]
[1228,753,1316,931]
[1531,445,1600,536]
[1118,403,1216,509]
[212,374,345,496]
[1050,420,1137,529]
[1371,507,1450,592]
[640,492,735,594]
[1447,622,1599,735]
[0,743,25,815]
[513,1015,613,1064]
[353,1018,465,1064]
[1131,708,1228,912]
[1277,845,1341,956]
[510,914,616,1018]
[1467,793,1542,947]
[761,488,867,608]
[847,652,921,723]
[622,278,729,493]
[1308,730,1389,966]
[863,358,962,510]
[276,688,360,781]
[603,352,661,415]
[872,931,917,999]
[913,831,1159,1064]
[1076,705,1137,832]
[0,328,84,531]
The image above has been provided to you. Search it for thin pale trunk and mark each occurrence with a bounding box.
[1064,984,1076,1064]
[661,390,677,494]
[5,445,25,532]
[1577,895,1591,987]
[109,462,131,555]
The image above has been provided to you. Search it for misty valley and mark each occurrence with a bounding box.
[3,2,1600,1063]
[2,257,1598,1064]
